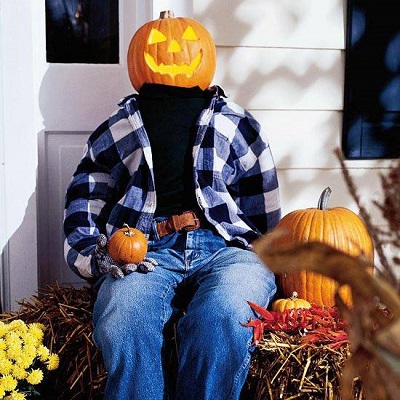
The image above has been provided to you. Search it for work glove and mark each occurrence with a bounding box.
[95,234,157,279]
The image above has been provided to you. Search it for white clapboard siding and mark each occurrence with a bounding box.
[213,47,344,110]
[192,0,389,233]
[194,0,345,49]
[252,114,394,172]
[277,168,389,226]
[251,110,342,169]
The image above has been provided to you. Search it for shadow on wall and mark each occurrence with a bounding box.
[195,1,393,232]
[1,192,38,312]
[37,65,132,131]
[195,2,343,110]
[36,66,99,291]
[195,1,348,198]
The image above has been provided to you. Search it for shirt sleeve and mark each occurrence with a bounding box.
[228,108,281,235]
[63,120,121,279]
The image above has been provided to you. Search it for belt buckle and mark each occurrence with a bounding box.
[183,210,200,231]
[156,211,201,238]
[171,211,200,232]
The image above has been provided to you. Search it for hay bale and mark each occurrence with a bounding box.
[2,284,364,400]
[241,332,364,400]
[2,284,106,400]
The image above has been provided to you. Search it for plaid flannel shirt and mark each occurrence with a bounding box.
[63,86,281,279]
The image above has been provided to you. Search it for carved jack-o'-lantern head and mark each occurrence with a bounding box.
[127,10,216,91]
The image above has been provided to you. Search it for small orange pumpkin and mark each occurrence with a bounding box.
[272,187,374,307]
[127,10,216,91]
[108,224,148,265]
[271,292,312,313]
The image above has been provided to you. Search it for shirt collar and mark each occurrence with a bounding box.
[118,85,226,108]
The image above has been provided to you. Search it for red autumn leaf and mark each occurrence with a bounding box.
[247,301,275,322]
[244,302,349,347]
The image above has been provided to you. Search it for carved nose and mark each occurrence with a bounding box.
[168,39,182,53]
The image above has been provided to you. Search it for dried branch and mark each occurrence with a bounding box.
[335,148,399,290]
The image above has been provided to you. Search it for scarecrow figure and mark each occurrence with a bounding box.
[64,10,280,400]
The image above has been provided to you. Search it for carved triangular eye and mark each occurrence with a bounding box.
[182,26,199,41]
[148,28,167,44]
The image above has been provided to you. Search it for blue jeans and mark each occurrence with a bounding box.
[93,225,276,400]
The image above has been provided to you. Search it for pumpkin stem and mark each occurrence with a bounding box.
[317,187,332,210]
[159,10,175,19]
[122,223,134,237]
[290,291,298,300]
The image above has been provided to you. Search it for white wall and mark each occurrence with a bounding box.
[0,2,6,310]
[151,0,192,19]
[194,0,393,223]
[0,0,38,311]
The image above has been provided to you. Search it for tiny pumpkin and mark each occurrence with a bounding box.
[271,292,311,313]
[272,187,374,307]
[127,10,216,91]
[108,223,148,265]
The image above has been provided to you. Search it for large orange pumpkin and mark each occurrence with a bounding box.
[273,187,374,307]
[127,10,216,91]
[108,224,148,265]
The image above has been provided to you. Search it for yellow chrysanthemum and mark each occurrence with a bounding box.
[46,353,60,371]
[0,321,8,337]
[6,342,22,361]
[11,364,28,380]
[32,322,45,331]
[27,324,44,341]
[0,348,7,362]
[0,385,6,398]
[8,319,23,327]
[0,374,18,391]
[37,344,50,362]
[0,338,7,351]
[19,332,28,344]
[14,353,34,370]
[0,358,14,375]
[8,320,26,331]
[5,331,20,346]
[26,368,43,385]
[21,333,39,347]
[8,390,26,400]
[22,344,37,360]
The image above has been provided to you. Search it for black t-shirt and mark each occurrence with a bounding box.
[138,84,212,217]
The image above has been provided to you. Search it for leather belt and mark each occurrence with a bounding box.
[156,210,201,238]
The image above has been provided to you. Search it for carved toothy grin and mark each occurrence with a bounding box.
[144,50,203,78]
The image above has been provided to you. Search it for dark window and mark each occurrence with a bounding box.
[45,0,119,64]
[343,0,400,159]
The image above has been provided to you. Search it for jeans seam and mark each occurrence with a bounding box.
[160,282,177,400]
[160,282,177,330]
[228,338,253,400]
